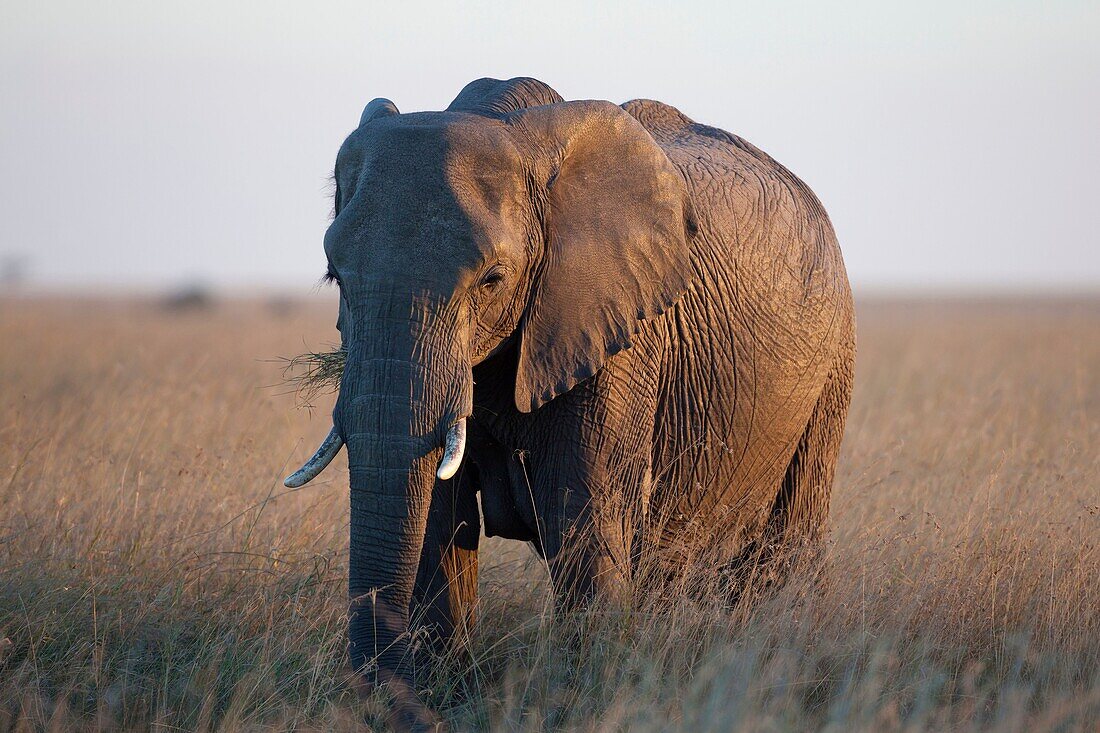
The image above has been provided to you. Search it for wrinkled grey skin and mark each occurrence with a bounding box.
[312,77,854,730]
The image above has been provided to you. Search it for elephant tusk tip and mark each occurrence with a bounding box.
[435,418,467,481]
[284,426,343,489]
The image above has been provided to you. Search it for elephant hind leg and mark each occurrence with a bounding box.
[771,345,855,547]
[727,347,855,599]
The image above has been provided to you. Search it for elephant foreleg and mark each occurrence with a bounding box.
[411,467,480,653]
[521,369,659,610]
[540,478,636,609]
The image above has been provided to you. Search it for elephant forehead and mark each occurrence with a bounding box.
[330,117,529,271]
[343,112,520,176]
[326,211,483,280]
[324,196,517,292]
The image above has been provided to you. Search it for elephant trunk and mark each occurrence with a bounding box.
[335,296,471,729]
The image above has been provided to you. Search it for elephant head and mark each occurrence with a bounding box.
[284,77,695,728]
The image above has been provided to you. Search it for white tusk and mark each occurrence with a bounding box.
[435,418,467,481]
[284,426,344,488]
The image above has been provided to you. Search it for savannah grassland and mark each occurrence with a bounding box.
[0,296,1097,732]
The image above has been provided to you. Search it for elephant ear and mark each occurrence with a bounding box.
[447,77,564,117]
[507,100,696,412]
[359,97,399,127]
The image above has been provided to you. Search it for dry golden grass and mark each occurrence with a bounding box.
[0,295,1097,731]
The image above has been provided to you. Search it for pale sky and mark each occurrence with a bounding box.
[2,1,1098,292]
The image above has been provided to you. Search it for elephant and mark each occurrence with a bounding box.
[283,77,855,730]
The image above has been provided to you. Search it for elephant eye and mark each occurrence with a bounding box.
[322,269,347,304]
[479,265,507,290]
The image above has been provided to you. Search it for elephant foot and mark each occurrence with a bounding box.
[349,665,445,732]
[383,677,447,733]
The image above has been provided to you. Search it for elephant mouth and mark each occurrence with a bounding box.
[280,341,470,487]
[282,418,467,489]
